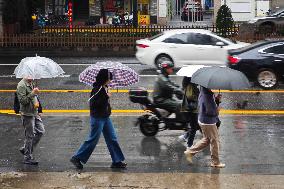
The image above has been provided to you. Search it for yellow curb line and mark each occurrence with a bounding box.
[1,109,284,115]
[0,89,135,93]
[1,89,284,93]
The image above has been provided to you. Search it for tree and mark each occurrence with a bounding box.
[216,4,234,37]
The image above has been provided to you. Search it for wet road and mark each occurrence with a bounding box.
[0,114,284,175]
[0,57,284,188]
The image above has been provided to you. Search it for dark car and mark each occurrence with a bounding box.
[227,40,284,89]
[181,1,203,21]
[247,9,284,33]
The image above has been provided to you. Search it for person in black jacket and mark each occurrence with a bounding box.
[70,69,126,169]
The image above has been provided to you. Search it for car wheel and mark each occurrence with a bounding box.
[257,69,278,89]
[155,54,173,68]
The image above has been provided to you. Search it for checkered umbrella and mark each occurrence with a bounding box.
[79,61,139,88]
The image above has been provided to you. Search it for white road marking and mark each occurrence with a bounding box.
[0,74,180,78]
[0,74,71,78]
[0,63,140,66]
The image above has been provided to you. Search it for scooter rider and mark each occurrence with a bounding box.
[153,61,184,113]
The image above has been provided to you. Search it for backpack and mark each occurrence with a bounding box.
[13,92,20,114]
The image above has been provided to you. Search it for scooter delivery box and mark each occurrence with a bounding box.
[129,88,149,104]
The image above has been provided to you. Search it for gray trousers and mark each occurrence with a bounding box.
[21,115,45,160]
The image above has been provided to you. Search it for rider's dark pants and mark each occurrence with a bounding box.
[153,98,181,113]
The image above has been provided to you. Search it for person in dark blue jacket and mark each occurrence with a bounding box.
[70,69,126,169]
[184,86,225,168]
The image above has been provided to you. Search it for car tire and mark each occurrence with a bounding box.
[155,54,173,68]
[257,68,278,89]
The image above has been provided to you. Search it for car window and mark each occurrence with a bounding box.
[163,33,188,44]
[263,44,284,55]
[189,33,225,45]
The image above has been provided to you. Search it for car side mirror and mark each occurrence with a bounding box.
[216,42,225,48]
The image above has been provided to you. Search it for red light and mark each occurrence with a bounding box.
[228,55,241,64]
[137,44,149,48]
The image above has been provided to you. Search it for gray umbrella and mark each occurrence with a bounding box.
[191,66,250,90]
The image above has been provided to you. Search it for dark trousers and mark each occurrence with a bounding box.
[154,98,182,113]
[186,113,199,147]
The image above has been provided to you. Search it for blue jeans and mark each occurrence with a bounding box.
[73,116,125,164]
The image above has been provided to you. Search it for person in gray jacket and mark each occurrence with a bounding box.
[184,86,225,168]
[153,61,183,113]
[17,77,45,165]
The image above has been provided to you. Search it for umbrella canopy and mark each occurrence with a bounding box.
[14,55,65,79]
[176,65,209,77]
[191,66,250,90]
[79,61,139,88]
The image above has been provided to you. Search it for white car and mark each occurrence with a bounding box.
[135,29,249,67]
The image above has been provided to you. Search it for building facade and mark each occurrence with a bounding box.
[44,0,165,25]
[214,0,284,22]
[271,0,284,11]
[214,0,279,22]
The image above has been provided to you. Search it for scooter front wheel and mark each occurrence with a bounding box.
[139,121,159,137]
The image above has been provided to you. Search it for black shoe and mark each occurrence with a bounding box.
[111,162,127,169]
[23,159,38,165]
[70,157,83,169]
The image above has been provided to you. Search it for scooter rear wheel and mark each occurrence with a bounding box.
[139,121,159,137]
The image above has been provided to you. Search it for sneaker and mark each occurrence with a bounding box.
[70,157,83,169]
[23,159,38,165]
[210,163,226,168]
[184,150,193,163]
[111,162,127,169]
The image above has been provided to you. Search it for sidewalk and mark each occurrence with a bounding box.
[1,172,283,189]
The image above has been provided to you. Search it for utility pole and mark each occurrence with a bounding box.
[133,0,138,27]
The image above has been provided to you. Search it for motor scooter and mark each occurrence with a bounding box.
[129,88,190,136]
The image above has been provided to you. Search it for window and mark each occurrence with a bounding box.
[263,44,284,55]
[189,33,224,45]
[54,0,66,15]
[163,33,188,44]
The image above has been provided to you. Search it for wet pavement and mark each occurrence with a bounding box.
[0,114,283,174]
[0,114,284,188]
[0,56,284,188]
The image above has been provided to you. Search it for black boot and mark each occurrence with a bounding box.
[111,162,127,169]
